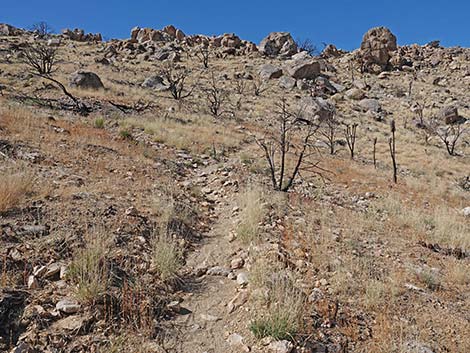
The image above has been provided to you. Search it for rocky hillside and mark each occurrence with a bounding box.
[0,22,469,353]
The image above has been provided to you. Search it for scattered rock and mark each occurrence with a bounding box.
[279,75,297,89]
[359,98,381,112]
[27,275,39,289]
[268,340,293,353]
[285,59,320,79]
[69,71,104,90]
[200,313,220,322]
[345,88,366,100]
[461,207,470,217]
[301,96,336,121]
[258,64,283,80]
[236,272,249,286]
[231,258,245,269]
[227,333,250,352]
[438,105,460,124]
[56,299,81,314]
[207,266,231,277]
[227,290,249,313]
[142,75,169,91]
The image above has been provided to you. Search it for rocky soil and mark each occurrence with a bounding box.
[0,22,469,353]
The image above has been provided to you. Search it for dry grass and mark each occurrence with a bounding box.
[0,169,34,212]
[121,114,242,155]
[151,231,183,282]
[236,187,266,243]
[250,271,306,341]
[374,192,470,250]
[67,229,111,303]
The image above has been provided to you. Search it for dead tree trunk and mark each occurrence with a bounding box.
[389,120,397,183]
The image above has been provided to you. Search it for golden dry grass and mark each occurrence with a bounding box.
[0,169,34,212]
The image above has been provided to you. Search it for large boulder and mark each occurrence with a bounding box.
[258,64,283,80]
[0,23,20,36]
[438,105,462,124]
[69,71,104,90]
[359,27,397,71]
[142,75,169,91]
[220,33,242,48]
[285,59,320,79]
[300,96,336,121]
[259,32,297,58]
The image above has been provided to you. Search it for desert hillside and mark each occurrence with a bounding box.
[0,23,469,353]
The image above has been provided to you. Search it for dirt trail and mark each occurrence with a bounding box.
[164,160,253,353]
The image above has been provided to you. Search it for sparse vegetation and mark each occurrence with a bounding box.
[236,188,266,243]
[0,170,34,212]
[67,229,111,303]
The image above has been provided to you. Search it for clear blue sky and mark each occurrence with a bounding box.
[2,0,469,50]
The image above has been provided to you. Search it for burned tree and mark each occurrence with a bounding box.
[160,63,195,100]
[195,45,211,69]
[295,38,318,56]
[22,41,58,75]
[432,124,467,156]
[253,74,269,97]
[204,72,229,117]
[344,123,358,159]
[388,120,398,183]
[22,41,89,115]
[30,21,54,37]
[256,99,324,192]
[319,113,340,155]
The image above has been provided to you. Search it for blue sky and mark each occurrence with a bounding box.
[2,0,469,50]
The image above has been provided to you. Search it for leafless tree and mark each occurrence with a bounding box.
[195,45,211,69]
[234,78,247,95]
[160,63,195,100]
[204,72,229,117]
[344,123,358,159]
[295,38,318,56]
[389,120,398,183]
[319,113,340,155]
[22,42,58,75]
[255,99,325,192]
[22,41,89,115]
[30,21,54,37]
[253,74,268,97]
[432,124,467,156]
[411,101,425,127]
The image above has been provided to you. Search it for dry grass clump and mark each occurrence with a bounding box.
[236,187,266,243]
[151,232,183,282]
[250,272,306,341]
[0,169,34,212]
[67,229,111,303]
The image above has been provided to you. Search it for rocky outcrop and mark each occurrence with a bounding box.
[0,23,21,36]
[69,71,104,90]
[259,32,297,58]
[359,27,397,72]
[62,28,102,42]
